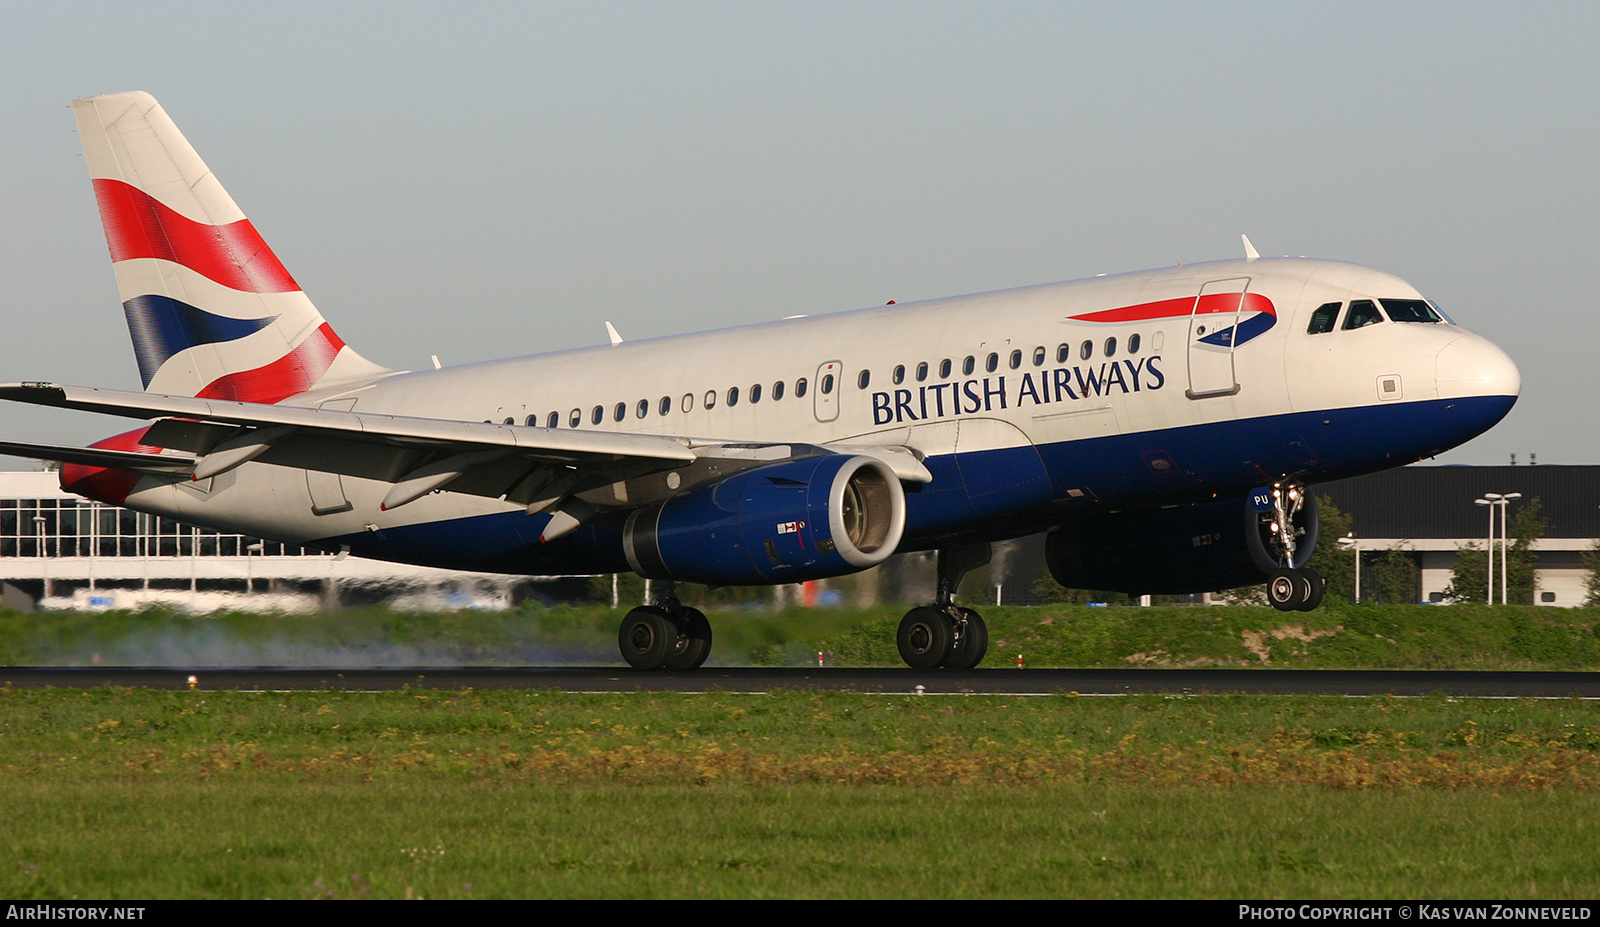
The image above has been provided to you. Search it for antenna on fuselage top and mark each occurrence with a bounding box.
[605,321,624,346]
[1241,234,1260,262]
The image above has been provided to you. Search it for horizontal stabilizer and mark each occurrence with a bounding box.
[0,439,194,472]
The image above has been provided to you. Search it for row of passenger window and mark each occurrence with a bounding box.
[865,336,1147,389]
[504,377,817,428]
[1306,298,1448,335]
[505,332,1155,429]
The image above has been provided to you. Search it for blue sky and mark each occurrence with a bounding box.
[2,1,1595,465]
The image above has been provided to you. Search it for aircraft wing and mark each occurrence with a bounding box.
[0,381,699,512]
[0,382,930,516]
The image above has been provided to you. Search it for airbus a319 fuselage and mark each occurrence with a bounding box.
[0,92,1519,670]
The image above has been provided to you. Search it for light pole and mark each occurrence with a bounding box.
[1475,497,1495,602]
[1475,492,1522,604]
[1337,533,1361,603]
[1499,493,1521,604]
[246,542,264,594]
[33,515,49,600]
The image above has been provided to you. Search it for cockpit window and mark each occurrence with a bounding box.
[1342,299,1384,330]
[1307,302,1341,334]
[1381,299,1446,323]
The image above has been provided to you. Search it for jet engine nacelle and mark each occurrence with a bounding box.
[622,454,906,585]
[1045,492,1319,595]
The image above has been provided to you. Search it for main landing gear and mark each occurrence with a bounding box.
[617,581,712,671]
[896,542,991,669]
[1261,480,1325,613]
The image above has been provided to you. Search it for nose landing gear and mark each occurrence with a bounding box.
[1259,481,1325,612]
[1267,566,1325,612]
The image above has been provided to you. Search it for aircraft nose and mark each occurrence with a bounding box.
[1436,333,1520,401]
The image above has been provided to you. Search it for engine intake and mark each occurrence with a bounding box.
[623,454,906,585]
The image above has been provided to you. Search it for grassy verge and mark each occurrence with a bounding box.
[2,602,1598,670]
[2,688,1599,898]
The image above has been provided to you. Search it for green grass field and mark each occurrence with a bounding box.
[3,686,1598,898]
[4,601,1599,670]
[3,603,1598,898]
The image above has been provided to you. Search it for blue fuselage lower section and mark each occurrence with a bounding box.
[317,394,1515,578]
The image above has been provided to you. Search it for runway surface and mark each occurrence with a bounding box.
[2,666,1597,697]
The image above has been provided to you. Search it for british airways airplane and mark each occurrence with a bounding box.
[0,92,1519,670]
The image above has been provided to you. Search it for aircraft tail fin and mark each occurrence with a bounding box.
[72,92,392,402]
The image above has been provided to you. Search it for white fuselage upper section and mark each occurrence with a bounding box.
[298,257,1514,465]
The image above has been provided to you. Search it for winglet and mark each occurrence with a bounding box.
[1242,234,1260,262]
[605,321,623,346]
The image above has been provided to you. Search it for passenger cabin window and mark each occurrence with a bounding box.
[636,399,649,419]
[1307,302,1342,334]
[659,396,672,416]
[681,394,694,413]
[821,374,834,394]
[916,362,929,382]
[1056,344,1069,363]
[939,359,952,378]
[1342,300,1385,331]
[985,353,998,373]
[1009,349,1022,370]
[1104,337,1117,357]
[704,390,717,409]
[1128,333,1141,354]
[524,415,537,426]
[614,402,626,422]
[772,380,785,401]
[750,383,762,403]
[548,412,560,428]
[1033,346,1046,366]
[857,370,870,389]
[727,386,740,406]
[1381,299,1446,323]
[795,378,808,398]
[570,408,581,427]
[893,365,905,384]
[1079,340,1092,361]
[591,405,603,425]
[962,356,975,375]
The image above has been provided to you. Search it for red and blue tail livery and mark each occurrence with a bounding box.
[73,92,388,402]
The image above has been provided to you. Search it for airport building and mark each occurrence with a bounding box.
[0,469,556,612]
[1317,464,1600,606]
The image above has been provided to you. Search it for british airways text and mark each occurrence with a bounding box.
[869,357,1165,426]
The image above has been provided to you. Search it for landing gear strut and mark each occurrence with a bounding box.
[896,543,991,669]
[1260,480,1325,612]
[617,581,712,670]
